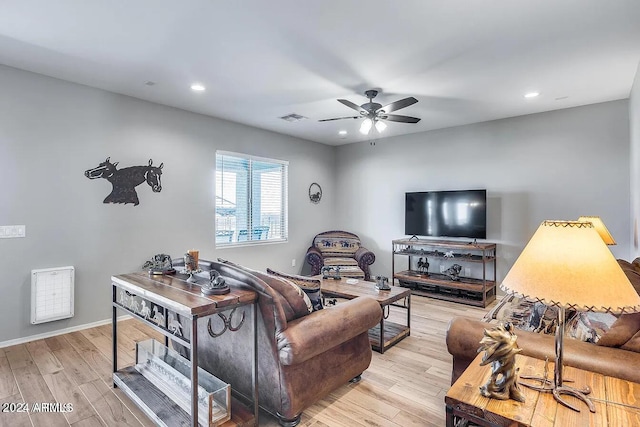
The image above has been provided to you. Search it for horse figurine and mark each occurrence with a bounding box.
[417,257,429,274]
[84,157,163,206]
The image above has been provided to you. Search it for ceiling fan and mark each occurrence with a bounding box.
[319,89,421,134]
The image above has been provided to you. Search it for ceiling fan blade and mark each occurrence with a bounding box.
[381,114,421,123]
[379,97,418,113]
[338,99,367,113]
[318,116,360,122]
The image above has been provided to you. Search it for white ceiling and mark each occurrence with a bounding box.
[1,1,639,146]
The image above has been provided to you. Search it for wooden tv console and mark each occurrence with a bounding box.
[392,238,496,307]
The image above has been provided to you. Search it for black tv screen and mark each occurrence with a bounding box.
[405,190,487,239]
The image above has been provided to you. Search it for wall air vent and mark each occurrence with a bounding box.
[31,266,75,324]
[279,113,307,122]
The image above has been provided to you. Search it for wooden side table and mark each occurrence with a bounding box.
[445,354,640,426]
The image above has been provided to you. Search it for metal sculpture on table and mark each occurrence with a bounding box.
[444,264,463,281]
[143,253,175,275]
[417,257,429,275]
[321,266,341,280]
[375,276,391,291]
[201,270,231,295]
[477,323,525,402]
[84,157,163,206]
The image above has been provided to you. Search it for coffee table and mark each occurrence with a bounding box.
[318,277,411,353]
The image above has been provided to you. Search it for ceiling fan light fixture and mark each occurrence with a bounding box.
[375,120,387,133]
[360,118,373,134]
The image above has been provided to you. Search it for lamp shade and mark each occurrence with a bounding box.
[577,216,616,245]
[501,220,640,313]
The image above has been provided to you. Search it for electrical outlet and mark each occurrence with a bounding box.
[464,267,471,277]
[0,225,26,238]
[291,259,296,267]
[440,265,446,273]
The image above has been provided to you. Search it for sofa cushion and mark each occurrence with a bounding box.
[597,312,640,350]
[267,269,323,311]
[618,259,640,296]
[218,258,312,321]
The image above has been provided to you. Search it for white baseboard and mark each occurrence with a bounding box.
[0,314,132,349]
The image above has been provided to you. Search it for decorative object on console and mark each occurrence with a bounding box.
[501,220,640,413]
[309,182,322,204]
[577,216,616,245]
[444,264,462,281]
[375,276,391,291]
[444,251,455,259]
[477,323,525,402]
[84,157,163,206]
[200,270,230,296]
[417,257,429,275]
[321,266,341,280]
[143,253,175,275]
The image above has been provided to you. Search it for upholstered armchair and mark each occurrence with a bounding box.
[175,259,382,426]
[305,230,375,280]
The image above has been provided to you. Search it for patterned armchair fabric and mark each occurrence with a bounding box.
[305,230,375,280]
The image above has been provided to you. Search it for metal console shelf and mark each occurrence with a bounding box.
[112,271,259,426]
[392,238,497,307]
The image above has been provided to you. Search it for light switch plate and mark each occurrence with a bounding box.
[0,225,26,238]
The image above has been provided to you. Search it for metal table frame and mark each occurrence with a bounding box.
[111,273,259,426]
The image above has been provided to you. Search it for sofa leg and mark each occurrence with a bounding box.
[276,413,301,427]
[349,374,362,383]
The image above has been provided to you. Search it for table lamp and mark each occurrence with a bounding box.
[577,216,616,245]
[501,220,640,412]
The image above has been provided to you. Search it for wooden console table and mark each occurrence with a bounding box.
[112,272,259,426]
[445,354,640,426]
[318,277,411,354]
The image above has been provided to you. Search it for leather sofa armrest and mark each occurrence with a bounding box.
[277,297,382,366]
[446,317,640,385]
[305,245,323,276]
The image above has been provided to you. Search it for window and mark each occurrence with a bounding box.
[215,151,288,246]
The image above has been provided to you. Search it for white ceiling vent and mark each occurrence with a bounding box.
[279,113,307,122]
[31,266,75,324]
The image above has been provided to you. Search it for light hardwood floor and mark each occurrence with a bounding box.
[0,296,492,427]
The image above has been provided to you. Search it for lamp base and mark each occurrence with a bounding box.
[520,374,595,412]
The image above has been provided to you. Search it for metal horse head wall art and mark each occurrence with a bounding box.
[85,157,163,206]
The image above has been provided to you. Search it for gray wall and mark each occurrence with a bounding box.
[0,65,336,342]
[630,61,640,258]
[335,100,631,283]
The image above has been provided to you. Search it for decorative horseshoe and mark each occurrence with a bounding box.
[207,307,246,338]
[227,307,246,332]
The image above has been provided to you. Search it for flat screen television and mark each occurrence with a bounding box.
[405,189,487,239]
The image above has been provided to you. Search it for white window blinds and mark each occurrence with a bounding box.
[215,151,288,246]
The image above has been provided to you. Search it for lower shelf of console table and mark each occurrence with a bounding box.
[114,367,254,427]
[395,270,496,307]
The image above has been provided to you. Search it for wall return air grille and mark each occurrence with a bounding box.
[31,266,75,324]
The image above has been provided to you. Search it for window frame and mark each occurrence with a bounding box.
[215,150,289,248]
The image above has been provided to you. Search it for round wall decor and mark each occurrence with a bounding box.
[309,183,322,204]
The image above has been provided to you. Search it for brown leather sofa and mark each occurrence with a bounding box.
[446,316,640,385]
[446,258,640,386]
[175,259,382,426]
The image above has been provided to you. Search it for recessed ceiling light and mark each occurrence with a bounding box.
[338,130,347,135]
[524,92,540,98]
[191,84,206,92]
